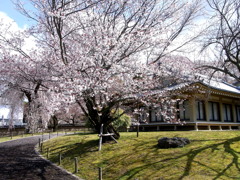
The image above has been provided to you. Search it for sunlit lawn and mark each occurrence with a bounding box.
[41,131,240,180]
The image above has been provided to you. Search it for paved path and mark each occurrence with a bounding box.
[0,134,80,180]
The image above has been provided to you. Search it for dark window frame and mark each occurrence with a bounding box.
[196,101,206,121]
[236,106,240,122]
[178,100,190,121]
[155,113,164,122]
[223,103,233,122]
[149,108,163,122]
[209,101,221,121]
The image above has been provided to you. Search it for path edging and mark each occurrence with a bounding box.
[34,135,83,180]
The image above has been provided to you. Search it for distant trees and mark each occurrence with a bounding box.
[48,104,84,131]
[201,0,240,82]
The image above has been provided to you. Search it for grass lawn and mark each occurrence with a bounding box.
[0,131,83,143]
[41,131,240,180]
[0,134,34,143]
[0,132,54,143]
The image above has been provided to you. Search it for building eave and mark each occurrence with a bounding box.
[194,82,240,99]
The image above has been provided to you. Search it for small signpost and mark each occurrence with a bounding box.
[98,124,118,151]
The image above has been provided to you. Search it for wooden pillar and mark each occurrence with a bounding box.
[232,104,237,123]
[205,100,210,122]
[219,102,224,122]
[148,108,152,123]
[208,125,211,131]
[190,97,196,122]
[195,123,198,131]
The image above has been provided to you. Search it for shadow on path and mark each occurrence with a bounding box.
[0,135,80,180]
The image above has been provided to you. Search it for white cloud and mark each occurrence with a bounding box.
[0,11,37,53]
[0,11,20,34]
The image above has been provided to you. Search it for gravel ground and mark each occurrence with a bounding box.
[0,134,80,180]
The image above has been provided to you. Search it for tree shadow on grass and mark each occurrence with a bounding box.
[49,133,97,151]
[118,136,240,180]
[179,136,240,180]
[48,138,99,163]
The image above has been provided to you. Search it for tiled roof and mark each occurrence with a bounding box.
[200,78,240,95]
[148,75,240,97]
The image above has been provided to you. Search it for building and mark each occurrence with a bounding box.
[0,100,25,127]
[137,77,240,131]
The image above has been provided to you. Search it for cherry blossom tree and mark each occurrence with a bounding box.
[8,0,202,140]
[0,18,53,132]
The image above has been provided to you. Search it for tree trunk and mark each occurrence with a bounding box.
[101,123,120,143]
[78,91,121,143]
[52,115,58,132]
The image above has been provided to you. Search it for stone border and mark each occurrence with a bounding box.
[34,134,83,180]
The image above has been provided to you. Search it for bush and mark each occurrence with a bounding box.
[111,108,131,132]
[84,108,131,132]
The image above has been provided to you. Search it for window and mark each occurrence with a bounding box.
[150,109,156,122]
[139,112,147,123]
[179,101,190,121]
[236,106,240,122]
[196,101,206,120]
[208,102,220,121]
[223,104,233,122]
[150,108,163,122]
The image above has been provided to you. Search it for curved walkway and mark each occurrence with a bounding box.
[0,134,80,180]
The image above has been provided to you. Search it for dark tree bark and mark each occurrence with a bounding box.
[51,115,59,132]
[20,81,44,133]
[77,90,120,143]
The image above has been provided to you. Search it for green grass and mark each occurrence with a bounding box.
[0,131,76,143]
[41,131,240,180]
[0,132,56,143]
[0,134,33,143]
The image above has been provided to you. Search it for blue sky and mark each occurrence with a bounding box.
[0,0,33,27]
